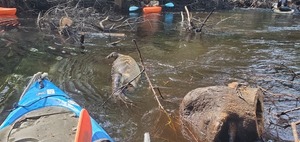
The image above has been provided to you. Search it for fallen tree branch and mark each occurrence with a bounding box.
[195,8,215,33]
[215,14,236,25]
[78,32,125,37]
[277,107,300,117]
[278,63,298,81]
[258,85,295,98]
[132,39,174,127]
[291,120,300,142]
[181,11,184,23]
[99,16,109,31]
[36,12,42,30]
[106,39,122,47]
[184,6,192,31]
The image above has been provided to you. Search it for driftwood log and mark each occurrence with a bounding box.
[179,83,264,142]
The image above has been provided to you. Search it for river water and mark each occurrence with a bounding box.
[0,8,300,141]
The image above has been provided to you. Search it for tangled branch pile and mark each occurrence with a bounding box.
[36,0,146,43]
[252,63,300,140]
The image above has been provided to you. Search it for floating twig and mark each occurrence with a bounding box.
[216,14,237,25]
[279,63,298,81]
[277,107,300,117]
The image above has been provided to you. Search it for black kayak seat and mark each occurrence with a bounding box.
[279,6,292,11]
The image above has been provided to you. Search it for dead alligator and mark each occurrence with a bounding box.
[106,52,141,101]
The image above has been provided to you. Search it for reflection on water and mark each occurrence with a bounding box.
[0,15,19,33]
[137,13,162,37]
[0,9,300,141]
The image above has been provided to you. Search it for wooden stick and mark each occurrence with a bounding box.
[277,107,300,116]
[279,63,298,81]
[132,39,174,126]
[133,40,163,109]
[291,122,299,142]
[154,87,164,99]
[216,14,237,25]
[78,32,125,37]
[196,8,215,33]
[181,11,184,23]
[36,12,42,30]
[99,16,109,31]
[184,6,191,29]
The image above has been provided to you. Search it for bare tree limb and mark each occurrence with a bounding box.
[196,8,215,33]
[291,121,300,142]
[36,12,42,30]
[277,107,300,117]
[99,16,109,31]
[184,6,192,31]
[132,39,174,127]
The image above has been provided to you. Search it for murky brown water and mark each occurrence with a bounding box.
[0,9,300,141]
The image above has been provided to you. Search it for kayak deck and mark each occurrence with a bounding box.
[0,107,78,142]
[0,72,113,142]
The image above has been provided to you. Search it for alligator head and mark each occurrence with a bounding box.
[106,52,141,101]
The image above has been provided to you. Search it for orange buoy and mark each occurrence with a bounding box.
[0,7,16,15]
[143,6,162,14]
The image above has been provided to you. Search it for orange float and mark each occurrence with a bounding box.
[0,7,17,15]
[143,6,162,14]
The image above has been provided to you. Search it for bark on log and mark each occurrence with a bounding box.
[179,84,264,142]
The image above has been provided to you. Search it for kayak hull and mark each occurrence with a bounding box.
[273,8,294,14]
[143,6,162,14]
[0,73,113,142]
[0,7,16,15]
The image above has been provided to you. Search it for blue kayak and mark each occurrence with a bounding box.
[0,72,114,142]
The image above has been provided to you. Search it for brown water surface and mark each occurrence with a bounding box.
[0,9,300,141]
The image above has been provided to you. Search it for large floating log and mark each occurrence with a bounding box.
[179,83,264,142]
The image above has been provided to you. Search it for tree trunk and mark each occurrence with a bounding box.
[179,84,264,142]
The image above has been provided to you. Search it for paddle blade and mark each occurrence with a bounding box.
[75,109,92,142]
[129,6,139,11]
[165,2,174,7]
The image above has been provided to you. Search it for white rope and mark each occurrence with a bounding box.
[19,72,48,101]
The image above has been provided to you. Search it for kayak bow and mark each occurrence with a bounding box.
[0,72,113,142]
